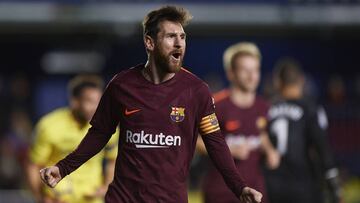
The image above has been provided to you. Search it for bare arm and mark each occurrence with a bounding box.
[260,132,280,169]
[197,135,252,161]
[26,161,43,203]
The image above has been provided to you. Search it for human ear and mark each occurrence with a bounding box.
[144,35,155,52]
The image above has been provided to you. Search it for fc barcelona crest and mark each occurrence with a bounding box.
[170,107,185,122]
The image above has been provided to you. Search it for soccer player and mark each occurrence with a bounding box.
[38,6,262,203]
[265,58,341,203]
[26,75,118,203]
[197,42,280,203]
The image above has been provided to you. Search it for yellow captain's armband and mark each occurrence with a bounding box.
[199,113,220,135]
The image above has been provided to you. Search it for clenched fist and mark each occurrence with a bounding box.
[39,166,62,188]
[239,187,263,203]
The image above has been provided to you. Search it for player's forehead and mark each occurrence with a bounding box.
[158,20,185,35]
[233,54,260,69]
[76,86,102,99]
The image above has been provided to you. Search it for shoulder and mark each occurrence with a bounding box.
[296,99,319,114]
[179,67,206,88]
[108,64,143,86]
[36,107,71,132]
[255,95,271,110]
[213,89,230,104]
[39,108,70,123]
[300,99,326,121]
[178,67,214,103]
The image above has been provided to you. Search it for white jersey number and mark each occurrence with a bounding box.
[270,118,289,156]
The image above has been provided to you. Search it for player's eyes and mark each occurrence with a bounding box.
[166,34,186,39]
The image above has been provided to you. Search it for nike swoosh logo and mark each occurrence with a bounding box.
[125,109,141,116]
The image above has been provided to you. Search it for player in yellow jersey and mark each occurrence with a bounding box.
[26,75,118,203]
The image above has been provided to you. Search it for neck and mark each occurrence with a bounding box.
[229,86,256,108]
[281,85,302,100]
[71,110,87,128]
[143,59,175,84]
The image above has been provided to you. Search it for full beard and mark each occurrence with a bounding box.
[72,110,89,127]
[154,48,183,73]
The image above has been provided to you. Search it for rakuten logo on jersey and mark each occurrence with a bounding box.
[126,130,181,148]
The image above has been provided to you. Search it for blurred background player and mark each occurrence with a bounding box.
[26,75,118,203]
[197,42,280,203]
[265,58,341,203]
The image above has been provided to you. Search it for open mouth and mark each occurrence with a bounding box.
[171,52,181,61]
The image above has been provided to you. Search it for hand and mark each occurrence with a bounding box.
[266,149,280,169]
[39,166,62,188]
[327,176,342,203]
[229,143,250,160]
[239,187,262,203]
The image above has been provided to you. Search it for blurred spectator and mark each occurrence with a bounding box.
[9,73,32,115]
[0,109,32,189]
[354,74,360,102]
[327,75,346,106]
[0,73,32,137]
[324,75,351,122]
[352,74,360,120]
[324,75,359,154]
[303,73,319,100]
[0,75,6,136]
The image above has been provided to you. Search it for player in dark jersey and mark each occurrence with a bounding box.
[265,58,341,203]
[197,42,280,203]
[38,6,262,203]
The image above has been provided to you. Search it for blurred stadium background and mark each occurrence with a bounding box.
[0,0,360,203]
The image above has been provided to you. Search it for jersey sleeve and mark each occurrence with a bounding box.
[29,119,52,165]
[195,83,246,198]
[196,84,220,135]
[307,104,337,176]
[307,104,341,201]
[90,76,121,135]
[56,76,121,178]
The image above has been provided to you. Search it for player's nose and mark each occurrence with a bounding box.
[174,35,183,49]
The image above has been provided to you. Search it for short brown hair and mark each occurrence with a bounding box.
[273,58,304,86]
[142,5,193,38]
[68,74,104,98]
[223,42,261,71]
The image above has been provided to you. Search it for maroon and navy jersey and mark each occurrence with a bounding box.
[203,89,269,203]
[56,64,246,203]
